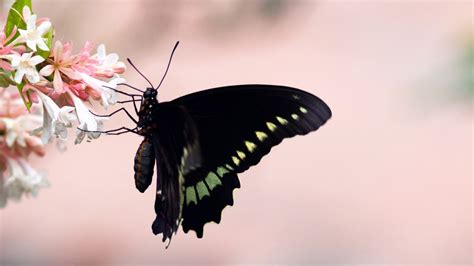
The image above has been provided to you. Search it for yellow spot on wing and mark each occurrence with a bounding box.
[291,113,299,120]
[245,141,256,152]
[196,181,210,200]
[232,156,240,166]
[186,186,197,205]
[299,107,308,113]
[276,116,288,125]
[205,172,222,190]
[255,131,268,141]
[237,150,246,160]
[266,122,277,132]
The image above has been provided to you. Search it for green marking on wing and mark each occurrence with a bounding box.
[205,171,222,190]
[266,122,277,132]
[225,164,234,171]
[255,131,268,142]
[216,166,229,177]
[237,150,246,160]
[245,140,256,153]
[299,107,308,113]
[276,116,288,125]
[186,186,197,205]
[196,181,210,200]
[291,113,299,120]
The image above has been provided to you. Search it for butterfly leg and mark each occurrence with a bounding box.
[116,96,141,115]
[103,129,138,136]
[103,85,142,98]
[117,82,144,93]
[78,126,139,136]
[100,126,139,135]
[90,107,138,124]
[103,85,141,115]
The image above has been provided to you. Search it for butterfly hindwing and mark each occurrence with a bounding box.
[181,167,240,238]
[170,85,332,237]
[149,103,201,243]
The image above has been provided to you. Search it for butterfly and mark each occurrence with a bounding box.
[91,42,332,247]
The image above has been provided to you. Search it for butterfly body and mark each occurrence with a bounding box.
[133,138,155,193]
[129,84,331,244]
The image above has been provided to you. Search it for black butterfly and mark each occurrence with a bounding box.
[91,42,332,246]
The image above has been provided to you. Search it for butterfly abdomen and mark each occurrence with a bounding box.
[134,138,155,193]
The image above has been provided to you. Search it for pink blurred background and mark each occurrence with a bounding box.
[1,0,472,264]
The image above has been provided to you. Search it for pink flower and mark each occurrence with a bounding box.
[39,41,82,94]
[72,41,98,75]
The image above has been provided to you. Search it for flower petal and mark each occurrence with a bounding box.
[70,93,97,132]
[26,15,37,31]
[96,44,106,59]
[14,68,26,84]
[104,53,119,65]
[53,70,64,92]
[37,39,49,51]
[60,67,82,80]
[53,41,63,60]
[29,55,45,66]
[36,21,51,35]
[22,6,32,22]
[39,65,54,76]
[25,68,40,83]
[26,39,37,51]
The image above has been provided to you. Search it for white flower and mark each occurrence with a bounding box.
[70,93,105,144]
[75,118,105,145]
[34,90,76,144]
[95,44,119,65]
[1,115,42,148]
[17,9,51,52]
[93,44,126,77]
[79,73,125,109]
[9,52,44,83]
[1,157,49,205]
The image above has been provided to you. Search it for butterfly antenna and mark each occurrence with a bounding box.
[156,41,180,90]
[127,58,155,88]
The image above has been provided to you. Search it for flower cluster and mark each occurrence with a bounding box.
[0,0,127,207]
[1,5,126,145]
[0,87,48,207]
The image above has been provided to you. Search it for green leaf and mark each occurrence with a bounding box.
[0,74,10,88]
[25,90,33,111]
[4,0,33,42]
[37,27,54,59]
[0,71,15,87]
[15,82,33,112]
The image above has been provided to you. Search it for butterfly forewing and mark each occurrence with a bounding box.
[168,85,332,237]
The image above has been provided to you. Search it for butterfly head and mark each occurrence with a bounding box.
[143,88,157,100]
[140,88,158,111]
